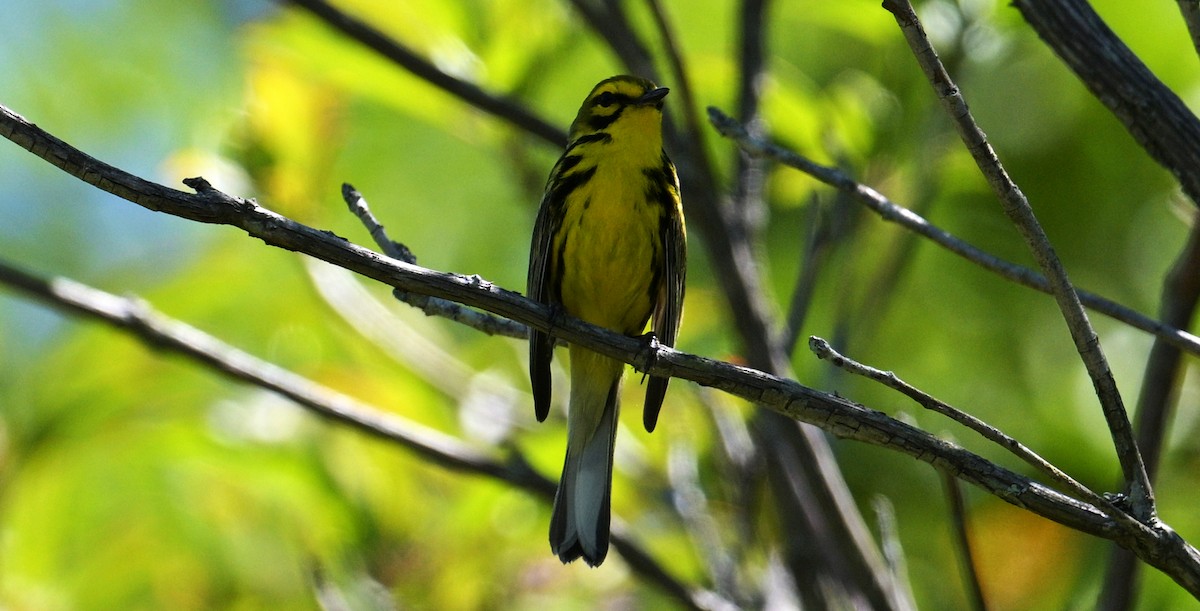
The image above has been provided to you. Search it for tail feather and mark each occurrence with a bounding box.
[550,348,622,567]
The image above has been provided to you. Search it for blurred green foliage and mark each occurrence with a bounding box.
[1,0,1199,609]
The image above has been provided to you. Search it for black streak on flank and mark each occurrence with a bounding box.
[642,166,673,210]
[556,155,584,176]
[551,167,597,207]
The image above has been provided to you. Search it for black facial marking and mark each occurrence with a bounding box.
[587,106,625,132]
[568,133,613,149]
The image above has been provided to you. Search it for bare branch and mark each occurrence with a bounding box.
[780,197,831,355]
[0,258,508,478]
[278,0,566,147]
[706,107,1200,359]
[342,182,417,264]
[572,1,905,604]
[730,0,771,243]
[882,0,1152,519]
[1099,550,1142,611]
[565,0,659,80]
[1100,204,1200,611]
[341,183,528,340]
[1133,217,1200,480]
[871,496,916,611]
[1179,0,1200,61]
[0,257,725,611]
[644,0,712,185]
[807,337,1147,537]
[1013,0,1200,207]
[940,473,988,611]
[5,99,1200,599]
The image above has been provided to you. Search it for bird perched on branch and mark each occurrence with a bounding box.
[527,75,687,567]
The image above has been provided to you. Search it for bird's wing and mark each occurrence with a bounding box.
[644,156,686,432]
[528,192,558,422]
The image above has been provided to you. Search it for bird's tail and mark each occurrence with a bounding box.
[549,346,623,567]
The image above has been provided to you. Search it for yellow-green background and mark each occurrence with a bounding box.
[1,0,1198,608]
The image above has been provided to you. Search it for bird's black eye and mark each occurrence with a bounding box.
[595,91,617,108]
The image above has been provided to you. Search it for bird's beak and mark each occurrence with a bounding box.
[637,87,670,106]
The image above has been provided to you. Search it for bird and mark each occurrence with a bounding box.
[527,75,687,567]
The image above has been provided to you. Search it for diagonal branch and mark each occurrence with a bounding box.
[563,4,903,607]
[1100,211,1200,611]
[341,183,528,340]
[1179,0,1200,61]
[808,337,1147,537]
[644,0,709,177]
[278,0,567,147]
[0,257,723,611]
[888,0,1152,517]
[729,0,771,245]
[0,259,515,481]
[706,108,1200,359]
[4,99,1200,599]
[1014,0,1200,207]
[565,0,659,81]
[940,473,988,611]
[1132,218,1200,482]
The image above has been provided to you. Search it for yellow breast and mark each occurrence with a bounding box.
[557,160,661,336]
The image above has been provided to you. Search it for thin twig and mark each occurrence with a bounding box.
[1099,212,1200,611]
[668,438,742,603]
[5,101,1200,596]
[1099,550,1142,611]
[706,107,1200,359]
[871,496,917,611]
[730,0,771,241]
[735,0,770,128]
[940,473,988,611]
[666,2,898,599]
[1013,0,1200,207]
[342,182,416,264]
[0,258,723,611]
[0,259,519,481]
[644,0,709,182]
[882,0,1152,518]
[278,0,566,147]
[1179,0,1200,61]
[623,1,907,605]
[268,5,886,602]
[807,337,1149,537]
[341,184,527,339]
[780,196,829,355]
[1132,215,1200,482]
[565,0,658,80]
[305,260,531,432]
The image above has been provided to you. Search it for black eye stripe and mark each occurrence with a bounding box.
[593,92,635,108]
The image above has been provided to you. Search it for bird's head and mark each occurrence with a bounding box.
[568,75,669,144]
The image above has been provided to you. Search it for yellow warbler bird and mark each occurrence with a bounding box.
[527,75,687,567]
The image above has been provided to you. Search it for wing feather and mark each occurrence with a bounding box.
[643,155,686,432]
[528,181,558,422]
